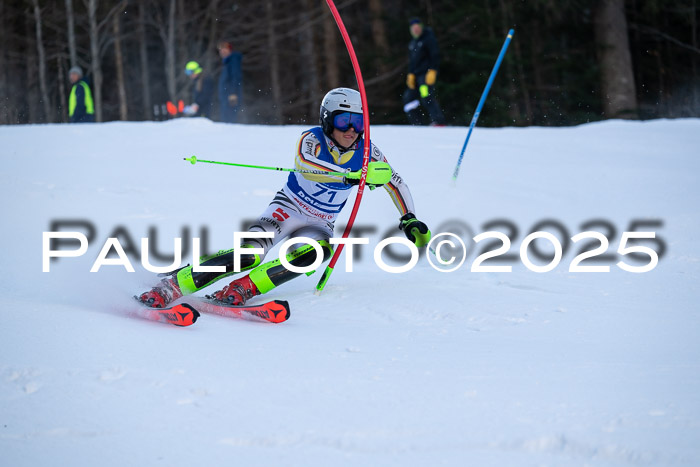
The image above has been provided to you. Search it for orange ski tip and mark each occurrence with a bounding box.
[165,303,200,326]
[265,300,291,323]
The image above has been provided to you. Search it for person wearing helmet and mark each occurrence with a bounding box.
[137,88,431,308]
[183,61,214,118]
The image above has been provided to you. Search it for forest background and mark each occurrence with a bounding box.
[2,0,698,126]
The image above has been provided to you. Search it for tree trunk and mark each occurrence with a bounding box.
[323,8,340,89]
[88,0,103,122]
[57,57,68,123]
[113,12,128,120]
[0,1,8,124]
[32,0,52,123]
[153,0,177,105]
[176,0,187,101]
[594,0,638,119]
[368,0,391,78]
[25,15,39,123]
[65,0,78,68]
[165,0,176,102]
[300,0,320,122]
[265,0,283,123]
[692,0,698,113]
[138,1,152,120]
[203,0,220,78]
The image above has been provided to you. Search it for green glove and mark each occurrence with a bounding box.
[344,161,393,187]
[399,213,431,247]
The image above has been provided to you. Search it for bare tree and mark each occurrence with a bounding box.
[693,0,699,112]
[2,0,698,126]
[165,0,177,102]
[203,0,220,77]
[594,0,638,118]
[87,0,103,121]
[85,0,129,122]
[323,8,340,89]
[65,0,78,68]
[31,0,53,123]
[368,0,391,77]
[25,14,40,123]
[57,57,68,123]
[0,1,8,124]
[176,0,188,100]
[300,0,321,121]
[138,0,153,119]
[151,0,178,102]
[113,10,127,120]
[265,0,282,123]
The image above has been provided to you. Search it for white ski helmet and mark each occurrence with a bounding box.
[319,87,363,136]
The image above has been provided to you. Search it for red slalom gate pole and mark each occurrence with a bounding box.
[314,0,371,295]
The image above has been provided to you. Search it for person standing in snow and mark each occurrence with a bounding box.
[138,88,431,308]
[217,41,243,123]
[68,66,95,123]
[403,17,446,126]
[183,61,214,118]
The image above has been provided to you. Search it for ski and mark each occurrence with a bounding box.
[131,302,200,327]
[191,297,290,324]
[130,297,289,325]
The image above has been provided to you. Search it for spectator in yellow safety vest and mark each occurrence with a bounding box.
[68,66,95,123]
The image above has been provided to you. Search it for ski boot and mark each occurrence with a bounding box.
[212,275,259,305]
[137,277,183,308]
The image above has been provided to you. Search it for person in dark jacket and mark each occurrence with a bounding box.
[217,41,243,123]
[68,66,95,123]
[183,61,215,118]
[403,18,446,126]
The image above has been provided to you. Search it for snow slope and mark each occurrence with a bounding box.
[1,118,699,466]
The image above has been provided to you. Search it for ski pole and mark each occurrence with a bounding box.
[314,0,372,295]
[452,29,514,182]
[184,155,348,178]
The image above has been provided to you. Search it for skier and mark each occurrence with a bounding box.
[183,61,214,118]
[137,88,431,308]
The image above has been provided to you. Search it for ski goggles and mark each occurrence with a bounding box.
[333,111,364,133]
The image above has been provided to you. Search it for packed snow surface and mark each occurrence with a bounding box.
[1,118,699,466]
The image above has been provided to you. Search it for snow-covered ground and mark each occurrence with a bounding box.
[1,118,699,466]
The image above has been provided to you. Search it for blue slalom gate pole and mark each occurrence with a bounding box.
[452,29,514,182]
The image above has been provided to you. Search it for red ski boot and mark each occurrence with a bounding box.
[137,277,183,308]
[213,275,259,305]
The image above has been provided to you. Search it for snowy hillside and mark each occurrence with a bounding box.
[1,118,699,466]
